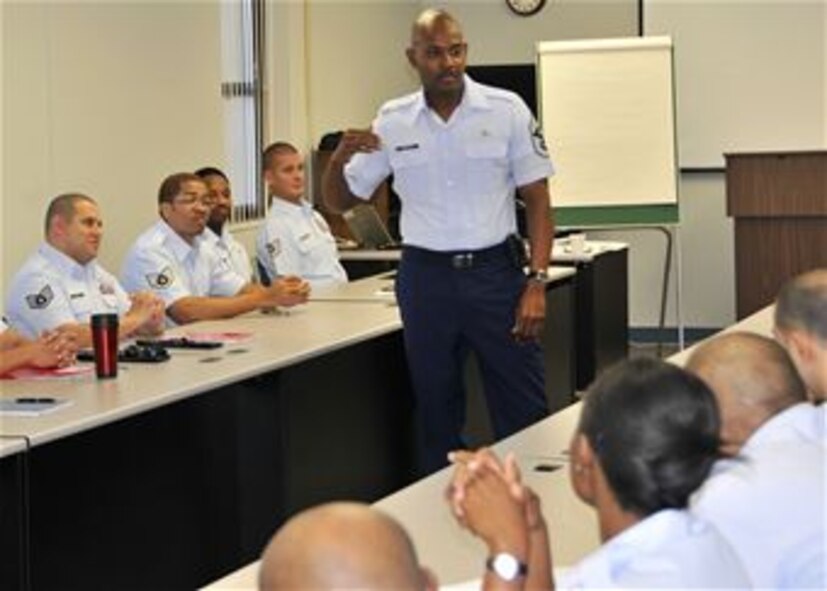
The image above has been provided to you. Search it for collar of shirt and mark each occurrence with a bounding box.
[203,226,226,249]
[154,219,202,265]
[742,402,824,452]
[406,74,492,127]
[38,242,94,280]
[584,509,706,578]
[269,196,313,218]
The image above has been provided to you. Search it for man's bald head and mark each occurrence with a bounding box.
[775,269,827,343]
[774,269,827,402]
[406,9,467,100]
[259,502,432,591]
[410,8,462,47]
[686,332,806,453]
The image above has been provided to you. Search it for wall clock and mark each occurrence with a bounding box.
[506,0,546,17]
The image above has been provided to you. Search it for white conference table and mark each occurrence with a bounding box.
[205,403,595,590]
[311,266,576,303]
[205,304,777,590]
[0,298,414,590]
[0,300,402,450]
[0,436,26,456]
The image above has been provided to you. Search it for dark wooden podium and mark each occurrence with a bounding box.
[725,151,827,319]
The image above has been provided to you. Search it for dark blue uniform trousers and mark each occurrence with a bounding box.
[396,243,549,475]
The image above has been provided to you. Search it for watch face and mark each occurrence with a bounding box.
[493,553,520,580]
[506,0,546,16]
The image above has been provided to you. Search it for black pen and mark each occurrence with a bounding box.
[14,397,56,404]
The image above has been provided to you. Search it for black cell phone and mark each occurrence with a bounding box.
[506,233,529,269]
[136,338,222,350]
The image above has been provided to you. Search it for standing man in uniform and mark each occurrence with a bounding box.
[5,193,165,346]
[323,9,555,473]
[195,167,254,282]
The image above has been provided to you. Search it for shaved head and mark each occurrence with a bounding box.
[775,269,827,343]
[687,332,806,452]
[774,269,827,402]
[410,8,462,47]
[259,502,430,591]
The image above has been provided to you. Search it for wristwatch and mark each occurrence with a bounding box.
[526,269,549,283]
[486,552,528,581]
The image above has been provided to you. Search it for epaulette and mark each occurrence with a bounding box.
[379,92,419,115]
[480,84,520,105]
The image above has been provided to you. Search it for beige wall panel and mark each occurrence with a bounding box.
[3,1,224,289]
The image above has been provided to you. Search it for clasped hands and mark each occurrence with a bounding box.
[446,448,547,565]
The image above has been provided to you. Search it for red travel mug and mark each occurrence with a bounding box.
[90,313,119,379]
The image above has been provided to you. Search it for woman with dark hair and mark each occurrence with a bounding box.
[448,358,751,589]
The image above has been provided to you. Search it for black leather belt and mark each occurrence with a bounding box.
[402,241,511,269]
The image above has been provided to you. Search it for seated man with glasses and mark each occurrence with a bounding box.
[121,172,309,325]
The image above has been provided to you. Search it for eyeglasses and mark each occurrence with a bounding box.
[173,195,214,208]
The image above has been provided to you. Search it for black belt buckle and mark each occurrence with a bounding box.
[451,253,474,269]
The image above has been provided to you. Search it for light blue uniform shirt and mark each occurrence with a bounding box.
[345,75,554,251]
[5,243,131,339]
[692,403,826,589]
[203,225,253,283]
[256,197,347,288]
[120,219,246,309]
[558,509,750,589]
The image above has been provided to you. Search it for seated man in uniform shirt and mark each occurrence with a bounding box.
[774,268,827,402]
[121,172,310,325]
[195,167,254,282]
[0,319,78,376]
[687,332,826,589]
[259,502,436,591]
[5,193,165,346]
[256,142,347,288]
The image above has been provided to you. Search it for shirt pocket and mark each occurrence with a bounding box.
[101,294,120,310]
[388,146,429,198]
[68,291,94,321]
[290,224,321,256]
[465,138,509,196]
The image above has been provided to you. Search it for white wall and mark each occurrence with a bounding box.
[590,173,735,329]
[646,0,826,169]
[426,0,637,64]
[306,0,420,144]
[2,1,225,289]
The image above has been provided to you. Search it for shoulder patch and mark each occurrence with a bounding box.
[530,120,549,158]
[146,266,175,289]
[266,239,281,259]
[26,285,54,310]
